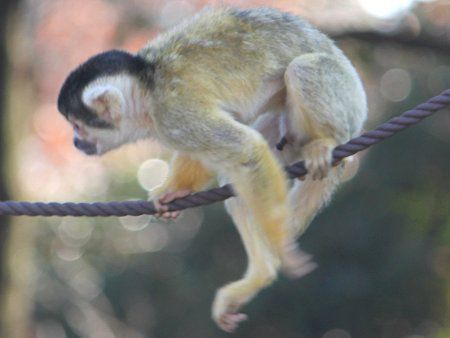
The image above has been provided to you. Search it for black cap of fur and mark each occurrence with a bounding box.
[57,50,149,128]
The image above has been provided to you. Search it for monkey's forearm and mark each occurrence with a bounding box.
[160,153,214,193]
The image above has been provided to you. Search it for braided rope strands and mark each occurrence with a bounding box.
[0,89,448,217]
[287,89,450,179]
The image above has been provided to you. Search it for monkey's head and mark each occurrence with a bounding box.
[57,50,153,155]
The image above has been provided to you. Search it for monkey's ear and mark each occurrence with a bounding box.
[82,84,124,123]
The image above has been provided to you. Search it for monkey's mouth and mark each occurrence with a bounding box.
[80,147,98,156]
[73,138,98,155]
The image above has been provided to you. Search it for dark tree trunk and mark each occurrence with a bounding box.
[0,0,18,336]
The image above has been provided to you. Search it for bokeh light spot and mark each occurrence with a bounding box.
[137,159,169,192]
[119,214,151,231]
[58,218,93,247]
[380,68,412,102]
[54,244,82,262]
[69,267,102,300]
[166,208,204,245]
[138,224,169,253]
[358,0,413,18]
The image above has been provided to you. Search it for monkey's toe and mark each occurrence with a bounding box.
[302,138,336,180]
[305,158,330,180]
[281,243,318,279]
[218,312,248,332]
[212,285,252,332]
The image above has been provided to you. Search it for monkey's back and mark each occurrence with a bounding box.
[138,7,344,106]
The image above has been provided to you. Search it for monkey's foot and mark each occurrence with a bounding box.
[153,189,192,220]
[302,138,336,180]
[213,292,247,332]
[213,281,260,332]
[217,312,248,333]
[281,242,317,279]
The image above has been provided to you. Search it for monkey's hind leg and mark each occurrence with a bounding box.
[284,52,365,180]
[213,197,316,332]
[212,197,280,332]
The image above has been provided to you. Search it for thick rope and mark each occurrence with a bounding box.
[0,89,449,217]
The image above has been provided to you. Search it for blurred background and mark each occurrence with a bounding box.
[0,0,449,337]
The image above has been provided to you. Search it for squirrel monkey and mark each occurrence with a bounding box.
[57,7,367,332]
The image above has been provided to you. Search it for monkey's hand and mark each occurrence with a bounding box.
[302,138,337,180]
[152,189,192,220]
[149,153,213,220]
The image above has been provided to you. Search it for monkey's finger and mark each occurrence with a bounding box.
[151,200,171,217]
[159,189,192,204]
[153,211,173,221]
[154,205,169,218]
[159,205,169,212]
[153,213,166,220]
[169,211,181,219]
[153,199,169,214]
[154,210,182,220]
